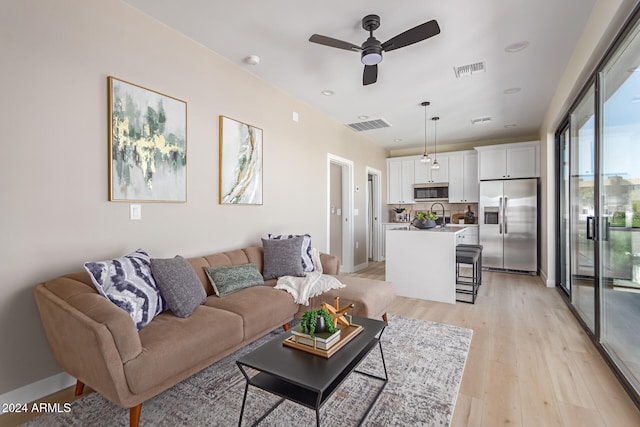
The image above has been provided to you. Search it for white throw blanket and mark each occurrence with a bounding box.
[275,248,345,305]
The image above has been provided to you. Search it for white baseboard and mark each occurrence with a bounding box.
[0,372,75,408]
[539,269,555,288]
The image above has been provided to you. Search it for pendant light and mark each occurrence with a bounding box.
[419,101,431,164]
[431,116,440,170]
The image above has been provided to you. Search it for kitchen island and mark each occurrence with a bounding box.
[385,226,466,304]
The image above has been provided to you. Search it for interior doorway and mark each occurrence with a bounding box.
[366,167,382,262]
[327,154,354,273]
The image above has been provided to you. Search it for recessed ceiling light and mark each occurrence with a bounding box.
[321,90,334,96]
[504,87,521,94]
[358,115,369,120]
[394,138,403,142]
[505,41,529,53]
[504,124,517,128]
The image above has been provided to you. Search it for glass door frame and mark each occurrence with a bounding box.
[554,3,640,408]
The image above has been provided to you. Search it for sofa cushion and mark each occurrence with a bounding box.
[83,249,165,330]
[151,256,206,318]
[302,275,397,320]
[261,237,305,280]
[124,306,244,394]
[268,233,314,272]
[203,264,264,297]
[204,286,297,340]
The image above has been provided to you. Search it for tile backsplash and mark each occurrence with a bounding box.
[387,202,478,223]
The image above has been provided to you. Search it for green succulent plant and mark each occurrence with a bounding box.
[415,210,437,221]
[300,309,337,337]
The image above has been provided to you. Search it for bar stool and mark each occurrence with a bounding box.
[455,244,483,304]
[457,244,483,286]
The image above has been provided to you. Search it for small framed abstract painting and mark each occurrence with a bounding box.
[108,76,187,202]
[219,116,263,205]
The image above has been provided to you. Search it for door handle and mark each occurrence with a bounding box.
[504,196,508,234]
[499,197,503,234]
[586,216,594,240]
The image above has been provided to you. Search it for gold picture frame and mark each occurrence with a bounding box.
[108,76,187,202]
[219,115,263,205]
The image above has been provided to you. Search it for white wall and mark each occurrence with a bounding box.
[0,0,388,396]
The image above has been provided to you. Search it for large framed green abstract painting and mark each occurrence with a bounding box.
[108,76,187,202]
[219,116,263,205]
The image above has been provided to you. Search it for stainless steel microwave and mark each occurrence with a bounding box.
[413,183,449,201]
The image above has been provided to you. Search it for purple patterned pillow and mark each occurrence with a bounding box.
[84,249,166,330]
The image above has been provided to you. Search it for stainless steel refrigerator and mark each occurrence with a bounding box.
[479,178,537,272]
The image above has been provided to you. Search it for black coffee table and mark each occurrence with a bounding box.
[236,316,388,427]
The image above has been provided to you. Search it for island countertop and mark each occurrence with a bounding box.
[385,226,465,304]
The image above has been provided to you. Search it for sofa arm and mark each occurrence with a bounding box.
[320,253,340,275]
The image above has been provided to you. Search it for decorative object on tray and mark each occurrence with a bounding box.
[299,308,337,337]
[108,76,187,202]
[290,324,341,350]
[283,322,363,358]
[412,210,437,229]
[283,298,361,358]
[321,296,355,328]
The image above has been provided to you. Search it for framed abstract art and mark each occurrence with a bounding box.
[108,76,187,202]
[219,116,263,205]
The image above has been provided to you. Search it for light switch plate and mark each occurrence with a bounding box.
[129,204,141,220]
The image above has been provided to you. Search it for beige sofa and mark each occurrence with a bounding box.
[33,246,396,427]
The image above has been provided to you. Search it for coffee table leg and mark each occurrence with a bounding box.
[238,381,249,427]
[316,408,320,427]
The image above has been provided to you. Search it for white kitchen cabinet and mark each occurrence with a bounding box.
[387,158,415,204]
[448,151,478,203]
[414,154,449,184]
[476,141,539,180]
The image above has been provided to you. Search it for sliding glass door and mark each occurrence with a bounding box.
[569,85,596,333]
[600,20,640,389]
[557,6,640,402]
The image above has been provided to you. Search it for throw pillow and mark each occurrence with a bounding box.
[268,233,315,272]
[204,264,264,297]
[261,236,305,280]
[151,256,207,318]
[84,249,166,330]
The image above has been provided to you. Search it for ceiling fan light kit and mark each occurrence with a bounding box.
[309,14,440,86]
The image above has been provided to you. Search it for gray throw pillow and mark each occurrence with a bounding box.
[151,256,206,318]
[268,233,314,272]
[261,236,305,280]
[204,264,264,297]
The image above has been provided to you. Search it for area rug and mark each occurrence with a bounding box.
[23,314,472,427]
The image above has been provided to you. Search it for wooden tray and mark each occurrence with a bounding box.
[283,323,364,358]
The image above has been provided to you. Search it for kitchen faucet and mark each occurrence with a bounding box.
[430,202,446,228]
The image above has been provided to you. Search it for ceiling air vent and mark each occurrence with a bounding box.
[346,118,392,132]
[454,61,486,78]
[471,116,492,125]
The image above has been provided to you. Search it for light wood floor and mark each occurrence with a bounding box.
[353,261,640,427]
[3,263,640,427]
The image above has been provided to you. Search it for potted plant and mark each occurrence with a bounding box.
[413,210,437,229]
[300,309,338,337]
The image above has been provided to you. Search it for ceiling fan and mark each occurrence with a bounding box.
[309,14,440,86]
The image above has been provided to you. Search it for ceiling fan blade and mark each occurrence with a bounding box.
[363,64,378,86]
[309,34,362,51]
[381,20,440,52]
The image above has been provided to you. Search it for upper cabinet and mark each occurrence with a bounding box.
[387,157,415,204]
[475,141,540,180]
[414,154,449,184]
[448,151,479,203]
